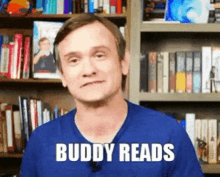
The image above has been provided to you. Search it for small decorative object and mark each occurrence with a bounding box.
[7,0,33,15]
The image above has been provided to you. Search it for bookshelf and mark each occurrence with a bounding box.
[129,0,220,175]
[0,0,131,175]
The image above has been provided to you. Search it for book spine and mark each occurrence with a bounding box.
[5,106,15,152]
[15,34,23,79]
[88,0,94,13]
[208,0,216,23]
[64,0,69,14]
[163,52,169,93]
[36,0,43,11]
[157,52,163,93]
[140,54,148,92]
[193,51,202,93]
[201,119,208,163]
[103,0,110,14]
[185,113,195,147]
[0,35,3,71]
[18,96,25,149]
[13,111,22,152]
[99,0,103,13]
[7,42,15,79]
[213,48,220,92]
[169,53,175,93]
[22,37,30,79]
[37,100,43,127]
[94,0,98,13]
[84,0,88,13]
[217,121,220,163]
[116,0,122,14]
[110,0,116,14]
[195,119,201,160]
[68,0,73,14]
[202,47,212,93]
[208,119,217,163]
[148,52,157,93]
[186,51,193,93]
[57,0,64,14]
[176,51,186,93]
[0,44,9,77]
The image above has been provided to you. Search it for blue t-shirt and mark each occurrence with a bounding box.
[20,101,204,177]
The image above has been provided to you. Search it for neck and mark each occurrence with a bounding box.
[74,91,128,143]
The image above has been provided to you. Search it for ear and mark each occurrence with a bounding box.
[121,50,130,75]
[58,70,67,87]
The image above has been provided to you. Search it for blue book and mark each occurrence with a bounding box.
[193,51,202,93]
[180,120,186,129]
[68,0,73,14]
[0,0,9,10]
[88,0,94,13]
[64,0,69,14]
[36,0,43,10]
[49,0,57,14]
[0,35,3,70]
[43,0,49,14]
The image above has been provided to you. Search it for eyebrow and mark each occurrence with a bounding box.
[63,45,111,58]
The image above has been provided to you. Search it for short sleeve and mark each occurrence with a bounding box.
[167,122,204,177]
[20,131,39,177]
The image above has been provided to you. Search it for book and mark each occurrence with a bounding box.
[201,119,208,163]
[202,47,212,93]
[185,113,195,147]
[157,52,163,93]
[140,54,148,92]
[212,47,220,92]
[193,51,202,93]
[0,109,7,152]
[103,0,110,13]
[186,51,193,93]
[7,42,14,79]
[176,51,186,93]
[0,35,3,73]
[217,121,220,163]
[148,52,157,93]
[169,53,175,93]
[116,0,122,14]
[208,119,217,163]
[13,110,23,152]
[57,0,64,14]
[163,52,169,93]
[195,119,201,160]
[84,0,88,13]
[110,0,116,14]
[22,36,31,79]
[88,0,94,13]
[33,21,63,79]
[0,43,10,77]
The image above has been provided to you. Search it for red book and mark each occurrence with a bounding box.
[14,33,23,79]
[116,0,122,14]
[22,36,30,79]
[7,42,15,79]
[110,0,116,13]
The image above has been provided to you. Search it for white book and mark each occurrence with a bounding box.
[202,46,212,93]
[84,0,88,13]
[57,0,64,14]
[195,119,201,160]
[208,119,217,163]
[0,46,9,73]
[212,47,220,93]
[163,52,169,93]
[6,109,13,150]
[37,100,42,126]
[201,119,209,163]
[186,113,195,146]
[94,0,99,12]
[103,0,110,14]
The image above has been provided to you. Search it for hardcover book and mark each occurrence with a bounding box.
[163,52,169,93]
[176,51,186,93]
[212,47,220,92]
[208,119,217,163]
[193,51,202,93]
[186,51,193,93]
[148,52,157,93]
[202,46,212,93]
[157,52,163,93]
[169,53,175,93]
[33,21,63,79]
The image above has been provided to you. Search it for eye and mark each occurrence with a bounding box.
[95,52,105,60]
[68,58,79,65]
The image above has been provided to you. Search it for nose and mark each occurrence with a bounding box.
[82,58,97,77]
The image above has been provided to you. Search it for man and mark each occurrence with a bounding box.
[20,13,204,176]
[33,37,56,73]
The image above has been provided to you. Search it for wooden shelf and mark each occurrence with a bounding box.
[141,23,220,32]
[0,78,62,84]
[0,13,127,19]
[0,152,23,158]
[202,164,220,174]
[139,92,220,102]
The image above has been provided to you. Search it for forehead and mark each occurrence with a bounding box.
[58,22,116,53]
[40,39,50,44]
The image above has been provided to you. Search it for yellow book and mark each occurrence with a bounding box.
[176,52,186,93]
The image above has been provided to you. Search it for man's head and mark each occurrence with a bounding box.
[39,37,50,51]
[53,14,129,103]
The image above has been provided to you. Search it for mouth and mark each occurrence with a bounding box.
[81,81,105,87]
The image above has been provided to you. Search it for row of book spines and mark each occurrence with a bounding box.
[141,47,219,94]
[0,34,31,79]
[179,115,220,164]
[36,0,126,14]
[0,98,68,153]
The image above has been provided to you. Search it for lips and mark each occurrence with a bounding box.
[81,81,104,87]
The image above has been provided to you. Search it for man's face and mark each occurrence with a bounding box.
[58,22,129,103]
[40,39,50,51]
